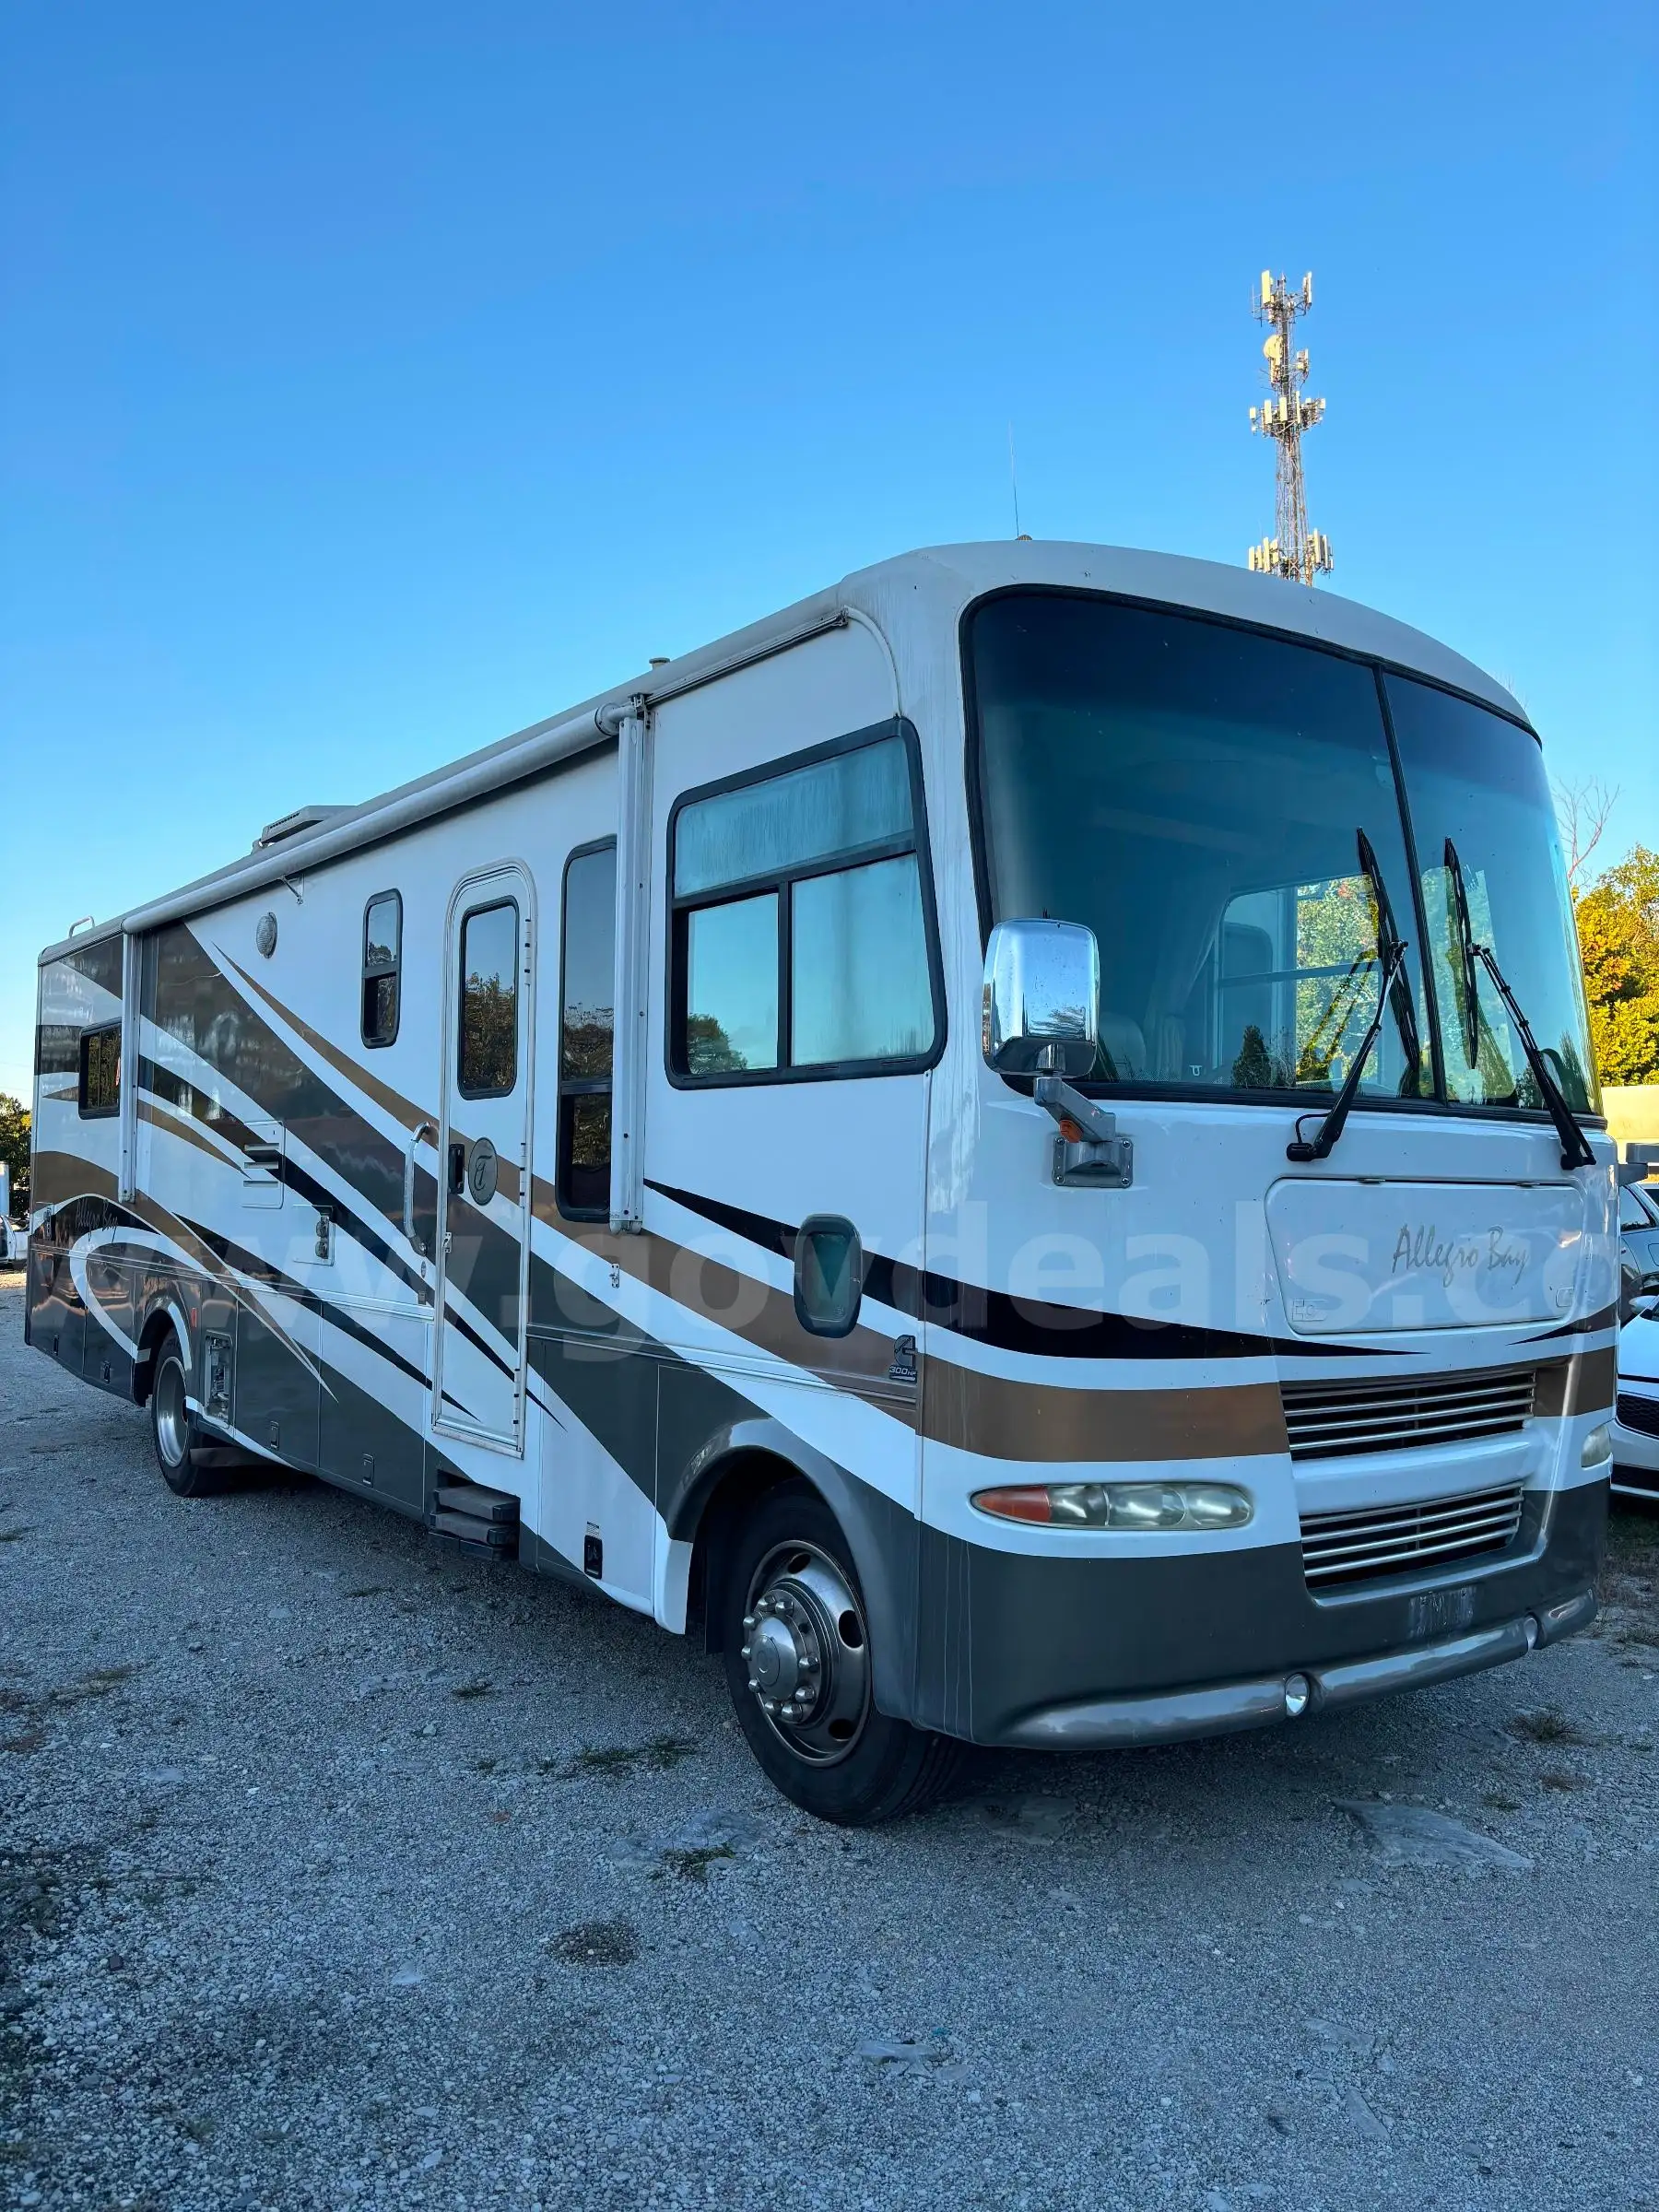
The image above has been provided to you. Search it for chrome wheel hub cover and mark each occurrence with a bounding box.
[740,1541,870,1767]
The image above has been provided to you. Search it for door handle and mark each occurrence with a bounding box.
[404,1122,436,1255]
[448,1141,466,1198]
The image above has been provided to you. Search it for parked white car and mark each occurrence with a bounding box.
[1614,1309,1659,1500]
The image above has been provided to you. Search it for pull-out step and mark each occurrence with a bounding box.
[428,1477,521,1562]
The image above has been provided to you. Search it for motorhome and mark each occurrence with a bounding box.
[29,542,1618,1821]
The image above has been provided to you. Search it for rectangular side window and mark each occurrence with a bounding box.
[361,891,402,1048]
[669,725,940,1084]
[78,1022,122,1117]
[558,842,617,1218]
[457,900,519,1098]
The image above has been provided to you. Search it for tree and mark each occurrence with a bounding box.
[1575,843,1659,1085]
[1556,777,1621,889]
[0,1093,29,1216]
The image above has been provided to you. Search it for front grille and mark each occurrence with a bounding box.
[1300,1483,1526,1590]
[1617,1392,1659,1441]
[1280,1367,1536,1462]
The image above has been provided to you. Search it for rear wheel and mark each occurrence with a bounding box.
[150,1335,236,1498]
[720,1483,963,1824]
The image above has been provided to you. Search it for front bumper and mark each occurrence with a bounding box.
[1002,1588,1595,1748]
[910,1478,1607,1747]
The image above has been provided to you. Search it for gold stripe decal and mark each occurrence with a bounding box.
[921,1365,1288,1464]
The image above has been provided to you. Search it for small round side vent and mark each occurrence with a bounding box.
[255,912,278,959]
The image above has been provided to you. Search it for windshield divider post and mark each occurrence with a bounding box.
[1374,668,1445,1103]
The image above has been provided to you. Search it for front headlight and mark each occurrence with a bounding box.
[971,1480,1253,1531]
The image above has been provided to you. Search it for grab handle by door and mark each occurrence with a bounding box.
[404,1121,436,1255]
[448,1141,466,1197]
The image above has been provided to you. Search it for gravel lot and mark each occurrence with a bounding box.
[4,1265,1658,2212]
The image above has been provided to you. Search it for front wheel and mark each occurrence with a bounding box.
[720,1483,962,1824]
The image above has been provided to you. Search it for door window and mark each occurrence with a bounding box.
[457,900,519,1098]
[78,1023,122,1117]
[361,891,402,1047]
[558,843,616,1218]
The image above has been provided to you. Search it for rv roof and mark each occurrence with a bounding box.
[40,541,1529,962]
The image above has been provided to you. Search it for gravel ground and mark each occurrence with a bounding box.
[3,1265,1658,2212]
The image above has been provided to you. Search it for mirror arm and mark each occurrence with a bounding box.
[1033,1046,1134,1189]
[1033,1068,1120,1146]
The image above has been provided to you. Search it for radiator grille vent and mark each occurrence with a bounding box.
[1616,1392,1659,1441]
[1300,1483,1526,1590]
[1280,1367,1536,1462]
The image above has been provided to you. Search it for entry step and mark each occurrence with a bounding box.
[433,1479,518,1524]
[427,1477,521,1563]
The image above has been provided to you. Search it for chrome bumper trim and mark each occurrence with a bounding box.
[999,1591,1597,1751]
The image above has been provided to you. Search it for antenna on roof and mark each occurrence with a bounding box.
[1007,421,1023,540]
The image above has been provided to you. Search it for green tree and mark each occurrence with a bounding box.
[1575,843,1659,1085]
[0,1093,29,1215]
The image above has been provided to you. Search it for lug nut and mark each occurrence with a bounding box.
[739,1645,751,1660]
[747,1677,759,1691]
[742,1614,757,1630]
[761,1699,776,1713]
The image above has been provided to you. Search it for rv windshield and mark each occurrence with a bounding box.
[968,592,1596,1115]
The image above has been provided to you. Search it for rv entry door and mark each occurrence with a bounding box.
[433,865,535,1453]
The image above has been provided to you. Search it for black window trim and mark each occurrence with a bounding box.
[77,1019,122,1119]
[959,582,1606,1135]
[455,894,521,1101]
[665,716,947,1089]
[360,888,403,1050]
[556,835,618,1222]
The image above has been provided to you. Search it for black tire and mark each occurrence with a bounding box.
[149,1334,237,1498]
[720,1481,964,1825]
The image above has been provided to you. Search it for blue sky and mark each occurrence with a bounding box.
[2,1,1654,1097]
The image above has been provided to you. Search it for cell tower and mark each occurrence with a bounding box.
[1246,269,1334,586]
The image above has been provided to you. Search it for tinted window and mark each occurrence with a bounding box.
[686,894,779,1074]
[558,844,616,1218]
[670,729,938,1083]
[78,1023,121,1117]
[675,738,912,897]
[1387,676,1597,1114]
[458,901,518,1097]
[362,891,401,1048]
[970,594,1430,1098]
[791,856,933,1065]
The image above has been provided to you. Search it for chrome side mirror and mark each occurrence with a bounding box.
[982,919,1100,1077]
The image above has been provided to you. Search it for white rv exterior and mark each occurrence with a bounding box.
[29,542,1618,1820]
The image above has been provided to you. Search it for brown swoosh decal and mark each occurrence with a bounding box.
[29,1150,118,1209]
[538,1189,1282,1461]
[221,948,431,1135]
[219,948,519,1203]
[138,1095,239,1173]
[921,1365,1287,1463]
[542,1198,914,1418]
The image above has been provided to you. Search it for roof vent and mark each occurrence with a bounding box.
[253,805,348,851]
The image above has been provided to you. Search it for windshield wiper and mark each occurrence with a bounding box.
[1357,827,1422,1076]
[1287,938,1408,1162]
[1472,942,1596,1170]
[1442,837,1483,1065]
[1441,841,1594,1171]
